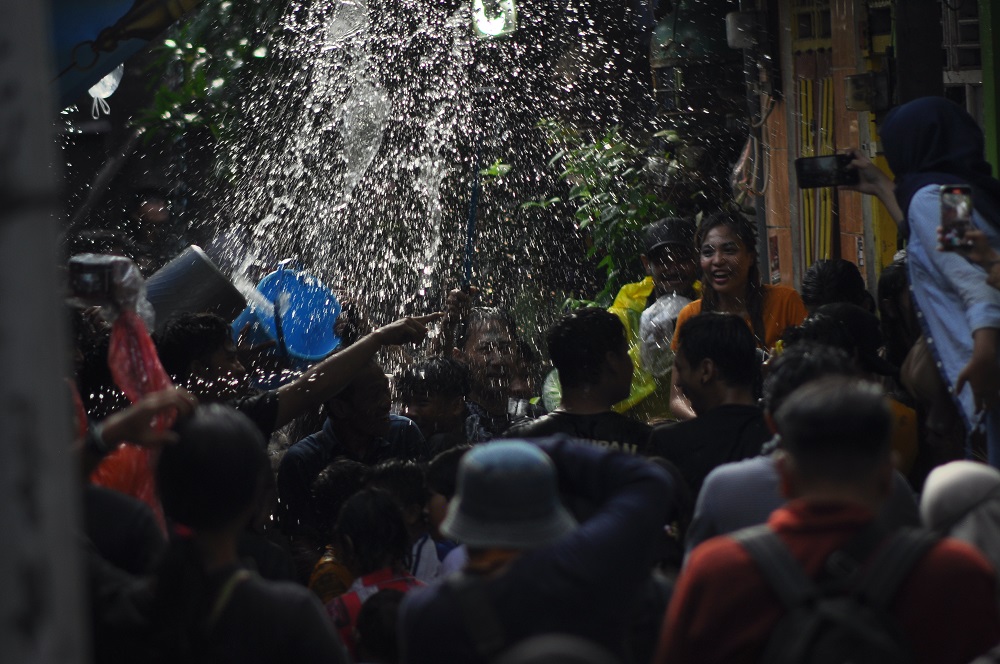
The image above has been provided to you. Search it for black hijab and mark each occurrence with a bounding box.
[880,96,1000,231]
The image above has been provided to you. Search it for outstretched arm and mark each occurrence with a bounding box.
[81,388,197,476]
[842,149,904,225]
[273,313,442,429]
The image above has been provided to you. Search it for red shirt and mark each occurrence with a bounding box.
[326,566,424,657]
[656,500,1000,664]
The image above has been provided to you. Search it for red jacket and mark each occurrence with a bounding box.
[656,499,1000,664]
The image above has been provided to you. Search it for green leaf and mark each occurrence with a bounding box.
[480,159,512,178]
[547,150,567,168]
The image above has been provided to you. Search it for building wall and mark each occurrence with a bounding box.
[763,0,997,290]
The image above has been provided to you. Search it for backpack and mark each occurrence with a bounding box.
[732,524,938,664]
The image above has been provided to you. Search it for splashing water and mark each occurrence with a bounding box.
[211,0,476,325]
[204,0,660,354]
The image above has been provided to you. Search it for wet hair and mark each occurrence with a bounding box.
[877,259,912,367]
[762,342,858,415]
[396,356,471,400]
[779,313,855,356]
[156,312,232,377]
[546,308,627,389]
[695,211,766,346]
[311,459,371,543]
[367,460,428,511]
[151,405,268,662]
[157,404,267,530]
[800,259,869,310]
[426,446,472,500]
[355,588,406,663]
[675,313,759,388]
[455,306,518,350]
[784,304,895,377]
[775,377,892,483]
[336,488,411,575]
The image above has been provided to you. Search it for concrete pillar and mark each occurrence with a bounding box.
[0,1,87,662]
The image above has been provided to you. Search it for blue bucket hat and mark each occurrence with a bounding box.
[441,441,578,549]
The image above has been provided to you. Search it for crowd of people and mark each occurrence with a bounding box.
[72,96,1000,663]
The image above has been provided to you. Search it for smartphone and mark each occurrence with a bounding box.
[795,154,860,189]
[940,184,974,250]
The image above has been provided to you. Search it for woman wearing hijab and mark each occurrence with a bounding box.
[921,460,1000,581]
[848,97,1000,466]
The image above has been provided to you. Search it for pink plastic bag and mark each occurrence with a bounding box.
[76,255,174,530]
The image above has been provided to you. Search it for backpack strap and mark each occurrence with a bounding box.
[444,572,507,659]
[731,524,819,609]
[206,568,252,630]
[854,528,938,610]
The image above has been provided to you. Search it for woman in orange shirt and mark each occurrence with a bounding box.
[669,212,807,419]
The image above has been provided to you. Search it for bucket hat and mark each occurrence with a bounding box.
[441,441,577,549]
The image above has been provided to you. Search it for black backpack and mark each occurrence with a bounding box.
[732,524,938,664]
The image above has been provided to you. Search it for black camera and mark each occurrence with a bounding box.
[68,255,131,306]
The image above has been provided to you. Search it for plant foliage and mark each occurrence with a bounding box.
[524,119,683,307]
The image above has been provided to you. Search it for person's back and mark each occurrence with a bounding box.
[507,308,650,455]
[144,405,348,664]
[508,411,650,455]
[686,343,920,552]
[198,570,345,664]
[657,379,1000,664]
[399,439,673,663]
[647,313,768,495]
[326,488,424,659]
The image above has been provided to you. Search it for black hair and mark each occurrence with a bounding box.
[455,306,518,350]
[775,377,892,483]
[367,460,428,511]
[336,488,411,576]
[396,356,471,400]
[311,459,371,543]
[151,405,268,662]
[426,446,472,500]
[675,313,759,387]
[779,313,855,356]
[784,304,894,377]
[877,259,912,367]
[156,312,232,378]
[355,589,406,664]
[695,211,766,346]
[800,259,868,310]
[762,342,858,414]
[158,404,267,530]
[546,308,627,389]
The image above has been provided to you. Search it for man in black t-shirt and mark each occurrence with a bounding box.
[507,308,650,454]
[647,313,770,497]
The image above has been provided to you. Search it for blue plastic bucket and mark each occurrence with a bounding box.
[232,266,341,386]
